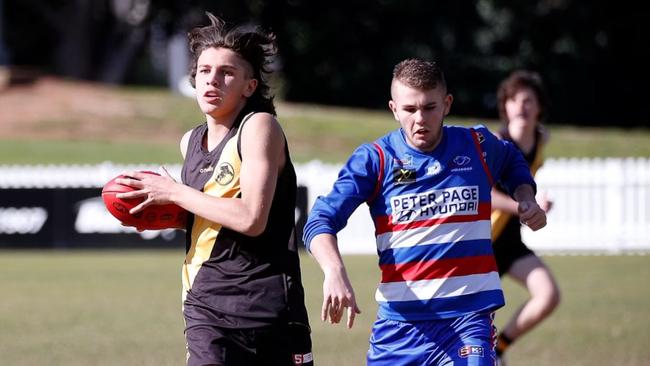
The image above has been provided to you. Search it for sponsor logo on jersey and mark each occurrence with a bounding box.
[426,161,443,176]
[458,345,484,358]
[392,167,416,185]
[453,155,471,166]
[451,155,473,172]
[390,186,479,223]
[215,162,235,185]
[393,154,414,167]
[199,165,214,174]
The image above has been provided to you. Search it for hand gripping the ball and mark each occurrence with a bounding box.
[102,169,187,230]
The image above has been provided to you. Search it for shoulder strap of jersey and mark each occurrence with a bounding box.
[184,123,204,158]
[236,112,291,162]
[470,128,494,187]
[530,129,545,176]
[236,111,257,159]
[368,142,385,203]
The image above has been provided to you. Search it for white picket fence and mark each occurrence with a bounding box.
[521,158,650,253]
[1,158,649,253]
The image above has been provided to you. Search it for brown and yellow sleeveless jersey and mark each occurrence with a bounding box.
[180,110,307,328]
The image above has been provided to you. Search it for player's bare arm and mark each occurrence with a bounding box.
[493,187,553,215]
[234,112,285,235]
[118,113,283,236]
[513,184,547,230]
[310,233,361,329]
[491,188,519,214]
[174,112,282,236]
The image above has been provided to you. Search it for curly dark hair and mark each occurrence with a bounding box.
[497,70,549,123]
[392,59,447,92]
[187,12,277,115]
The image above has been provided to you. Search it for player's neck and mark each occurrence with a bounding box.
[202,102,247,152]
[205,99,247,129]
[202,124,231,152]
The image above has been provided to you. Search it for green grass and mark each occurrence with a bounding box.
[498,255,650,366]
[1,251,648,365]
[543,126,650,158]
[0,140,185,165]
[0,85,648,164]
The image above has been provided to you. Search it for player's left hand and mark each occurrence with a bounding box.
[518,200,547,231]
[115,169,178,214]
[322,268,361,329]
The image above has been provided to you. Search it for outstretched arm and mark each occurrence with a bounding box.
[491,188,519,214]
[492,187,553,215]
[117,113,284,236]
[302,143,380,328]
[309,233,361,329]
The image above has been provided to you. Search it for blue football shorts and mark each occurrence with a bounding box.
[367,312,497,366]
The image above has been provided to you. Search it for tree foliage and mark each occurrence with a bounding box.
[251,0,649,125]
[5,0,648,125]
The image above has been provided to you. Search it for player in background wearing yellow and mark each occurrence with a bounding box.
[116,12,313,366]
[491,70,561,365]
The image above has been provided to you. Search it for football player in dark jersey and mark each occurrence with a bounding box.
[117,13,313,366]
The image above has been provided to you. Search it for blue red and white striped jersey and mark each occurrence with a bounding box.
[303,125,535,321]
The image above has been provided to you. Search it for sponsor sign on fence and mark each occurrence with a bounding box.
[0,163,306,249]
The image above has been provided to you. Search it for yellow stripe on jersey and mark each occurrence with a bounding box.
[491,141,544,241]
[181,132,242,301]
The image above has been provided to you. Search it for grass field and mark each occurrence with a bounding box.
[1,250,649,365]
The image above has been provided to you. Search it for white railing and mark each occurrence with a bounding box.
[1,158,649,253]
[0,162,184,188]
[521,158,650,253]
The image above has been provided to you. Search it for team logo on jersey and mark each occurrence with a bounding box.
[458,345,484,358]
[215,162,235,185]
[393,167,416,185]
[426,161,442,176]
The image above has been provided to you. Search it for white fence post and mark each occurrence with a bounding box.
[605,158,625,253]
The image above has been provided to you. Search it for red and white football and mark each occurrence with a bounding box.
[102,171,187,230]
